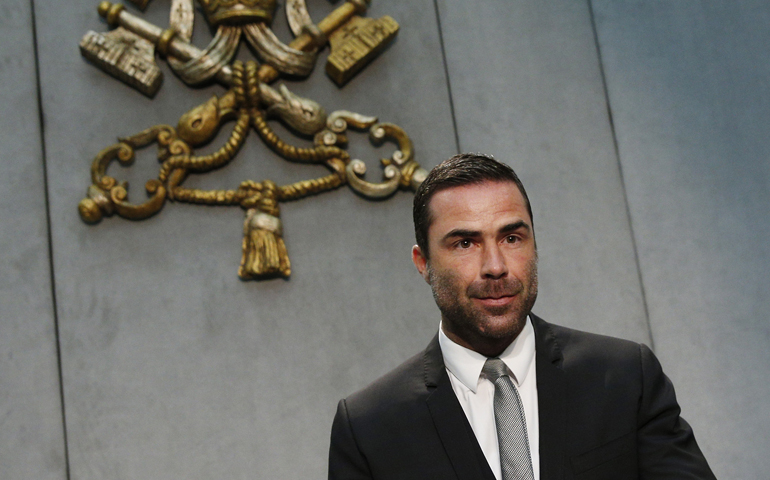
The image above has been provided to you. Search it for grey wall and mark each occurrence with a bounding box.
[1,0,767,478]
[0,0,67,478]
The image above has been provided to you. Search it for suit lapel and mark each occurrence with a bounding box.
[422,317,569,480]
[532,314,567,480]
[423,336,497,480]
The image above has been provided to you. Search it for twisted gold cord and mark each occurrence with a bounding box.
[158,110,250,182]
[278,173,344,201]
[251,108,350,164]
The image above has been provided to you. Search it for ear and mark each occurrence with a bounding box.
[411,245,430,284]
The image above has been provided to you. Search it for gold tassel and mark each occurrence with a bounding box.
[238,182,291,279]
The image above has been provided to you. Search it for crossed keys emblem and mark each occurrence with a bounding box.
[77,0,427,279]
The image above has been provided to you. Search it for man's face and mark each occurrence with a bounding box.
[412,181,538,356]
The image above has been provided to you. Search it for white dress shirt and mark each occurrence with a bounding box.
[438,317,540,480]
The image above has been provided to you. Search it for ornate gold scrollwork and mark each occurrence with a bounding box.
[78,1,424,279]
[79,126,174,223]
[327,119,426,199]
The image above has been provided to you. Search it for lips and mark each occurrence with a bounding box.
[477,294,514,300]
[474,295,516,306]
[468,280,521,299]
[466,278,522,311]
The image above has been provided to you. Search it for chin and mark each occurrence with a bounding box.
[476,315,527,339]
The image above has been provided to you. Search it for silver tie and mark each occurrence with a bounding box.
[482,357,535,480]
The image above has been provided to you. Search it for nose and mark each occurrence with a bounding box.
[480,243,508,279]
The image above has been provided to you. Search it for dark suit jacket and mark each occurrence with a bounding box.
[328,314,715,479]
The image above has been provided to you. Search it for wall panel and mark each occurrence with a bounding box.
[437,0,650,342]
[592,1,770,477]
[35,0,454,478]
[0,0,67,478]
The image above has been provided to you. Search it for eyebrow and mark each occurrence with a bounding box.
[500,221,531,234]
[441,221,531,244]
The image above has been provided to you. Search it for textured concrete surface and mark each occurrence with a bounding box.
[0,0,66,478]
[592,1,770,477]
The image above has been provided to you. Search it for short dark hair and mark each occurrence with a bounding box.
[413,153,533,257]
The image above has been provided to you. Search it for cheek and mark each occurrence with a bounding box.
[443,259,479,285]
[518,255,539,287]
[429,249,486,285]
[430,263,465,292]
[507,250,537,272]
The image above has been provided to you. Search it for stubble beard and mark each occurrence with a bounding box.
[428,257,539,351]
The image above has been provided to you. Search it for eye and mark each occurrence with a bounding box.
[458,239,473,249]
[505,235,519,244]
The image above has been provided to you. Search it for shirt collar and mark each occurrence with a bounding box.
[438,316,535,393]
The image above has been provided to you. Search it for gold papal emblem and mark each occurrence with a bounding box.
[77,0,426,279]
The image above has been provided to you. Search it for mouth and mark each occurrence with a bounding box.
[473,295,516,308]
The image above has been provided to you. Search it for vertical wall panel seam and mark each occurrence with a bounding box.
[29,0,72,477]
[432,0,461,154]
[586,0,655,351]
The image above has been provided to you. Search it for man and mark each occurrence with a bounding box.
[328,153,715,479]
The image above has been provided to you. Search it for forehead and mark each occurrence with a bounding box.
[427,181,531,236]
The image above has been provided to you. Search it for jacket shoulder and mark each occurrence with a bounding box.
[533,314,649,368]
[343,346,432,420]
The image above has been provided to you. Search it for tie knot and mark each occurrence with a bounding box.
[482,357,509,381]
